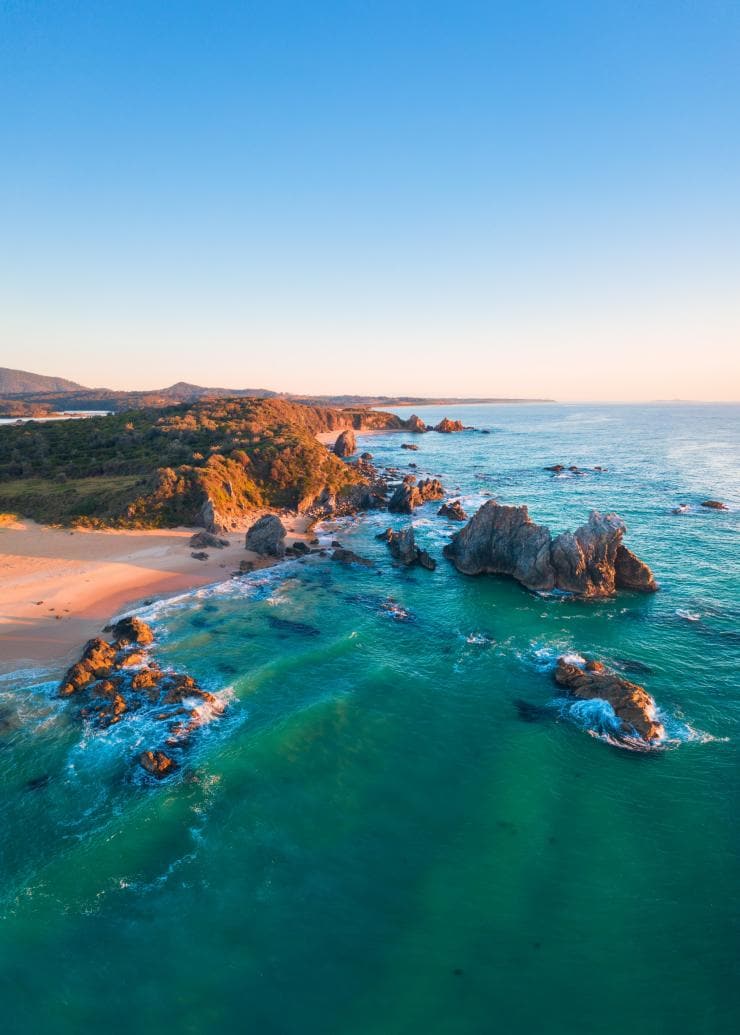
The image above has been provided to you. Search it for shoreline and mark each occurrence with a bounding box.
[0,514,314,677]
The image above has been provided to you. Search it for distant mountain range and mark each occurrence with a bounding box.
[0,366,552,414]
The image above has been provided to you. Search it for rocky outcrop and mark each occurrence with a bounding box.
[190,530,229,549]
[443,501,657,598]
[377,526,435,570]
[57,616,225,778]
[401,443,419,451]
[437,499,468,522]
[405,414,428,433]
[434,418,464,433]
[701,500,728,510]
[388,476,444,514]
[245,514,286,556]
[554,657,665,742]
[333,429,357,457]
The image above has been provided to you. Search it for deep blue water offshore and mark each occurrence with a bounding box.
[1,403,738,1034]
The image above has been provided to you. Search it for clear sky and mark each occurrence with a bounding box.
[1,1,738,400]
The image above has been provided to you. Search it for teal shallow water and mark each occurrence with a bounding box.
[1,403,738,1034]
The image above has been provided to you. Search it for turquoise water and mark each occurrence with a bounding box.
[1,403,738,1034]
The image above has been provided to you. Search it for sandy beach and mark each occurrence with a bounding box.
[0,514,312,676]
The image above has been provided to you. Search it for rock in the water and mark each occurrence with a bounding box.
[388,476,445,513]
[191,551,209,560]
[434,418,464,433]
[443,501,657,598]
[554,656,665,742]
[291,540,310,555]
[190,530,229,549]
[109,615,155,646]
[139,750,178,778]
[401,442,419,451]
[377,526,436,570]
[333,429,357,457]
[245,514,287,557]
[437,499,468,522]
[405,414,428,433]
[331,547,374,567]
[701,499,728,510]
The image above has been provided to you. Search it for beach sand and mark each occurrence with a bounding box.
[0,515,312,676]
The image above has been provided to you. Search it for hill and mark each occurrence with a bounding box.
[0,397,404,529]
[0,366,87,395]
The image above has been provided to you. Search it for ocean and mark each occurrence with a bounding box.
[1,402,738,1034]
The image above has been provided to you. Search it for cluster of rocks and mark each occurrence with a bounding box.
[554,656,665,743]
[401,414,468,434]
[58,616,223,779]
[388,476,444,514]
[443,501,657,598]
[376,526,436,570]
[544,464,607,476]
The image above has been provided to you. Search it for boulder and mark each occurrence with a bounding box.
[701,500,728,510]
[401,443,419,451]
[437,499,468,522]
[191,551,209,560]
[190,530,229,549]
[377,526,436,570]
[444,501,657,598]
[139,750,178,779]
[405,414,428,433]
[333,429,357,457]
[109,615,154,646]
[434,418,464,433]
[245,514,286,557]
[554,657,665,742]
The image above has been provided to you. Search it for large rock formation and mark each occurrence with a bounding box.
[333,429,357,457]
[405,414,428,433]
[554,657,665,742]
[388,476,444,514]
[443,501,657,598]
[434,418,464,433]
[377,526,436,570]
[245,514,286,557]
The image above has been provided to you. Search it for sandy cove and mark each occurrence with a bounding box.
[0,514,313,676]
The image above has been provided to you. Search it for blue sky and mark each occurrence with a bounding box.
[1,0,738,399]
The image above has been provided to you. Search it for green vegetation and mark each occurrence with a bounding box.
[0,398,398,527]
